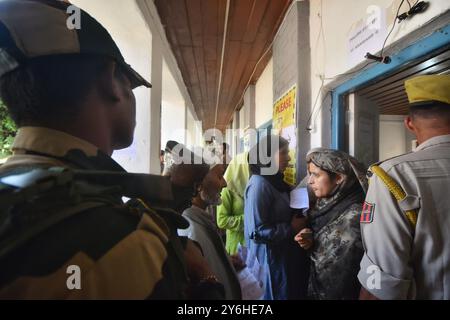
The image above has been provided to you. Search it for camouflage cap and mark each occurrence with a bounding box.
[0,0,151,89]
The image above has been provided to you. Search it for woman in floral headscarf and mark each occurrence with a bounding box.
[295,148,368,300]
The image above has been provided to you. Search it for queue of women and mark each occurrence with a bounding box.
[217,134,368,300]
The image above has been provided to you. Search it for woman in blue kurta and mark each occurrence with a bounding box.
[244,135,309,300]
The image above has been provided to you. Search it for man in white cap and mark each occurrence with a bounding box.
[179,155,242,300]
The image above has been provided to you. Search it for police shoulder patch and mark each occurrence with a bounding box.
[360,201,375,223]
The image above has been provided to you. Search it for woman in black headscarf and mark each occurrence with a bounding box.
[244,135,309,300]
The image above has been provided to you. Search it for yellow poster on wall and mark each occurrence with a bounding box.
[273,86,297,186]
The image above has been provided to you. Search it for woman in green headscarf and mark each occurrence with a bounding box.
[217,152,250,255]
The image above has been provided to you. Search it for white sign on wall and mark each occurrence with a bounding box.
[348,5,387,67]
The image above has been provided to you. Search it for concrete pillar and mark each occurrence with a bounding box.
[225,124,233,153]
[195,120,203,147]
[243,85,256,129]
[184,102,188,146]
[149,36,163,175]
[232,111,240,156]
[273,1,311,180]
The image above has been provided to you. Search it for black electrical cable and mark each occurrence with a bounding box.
[306,91,332,131]
[380,0,405,58]
[306,80,324,131]
[306,0,431,132]
[366,0,428,64]
[398,1,429,22]
[406,0,412,10]
[305,0,427,132]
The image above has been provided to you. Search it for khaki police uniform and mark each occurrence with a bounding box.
[358,134,450,299]
[358,75,450,300]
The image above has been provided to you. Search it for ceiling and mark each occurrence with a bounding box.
[358,47,450,115]
[154,0,292,131]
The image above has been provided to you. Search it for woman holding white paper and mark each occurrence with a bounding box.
[244,135,309,300]
[295,148,367,300]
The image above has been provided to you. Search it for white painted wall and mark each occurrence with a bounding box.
[255,59,274,128]
[161,100,186,147]
[71,0,153,173]
[311,0,450,78]
[309,0,450,148]
[379,114,416,160]
[380,116,406,160]
[161,59,186,148]
[186,108,203,148]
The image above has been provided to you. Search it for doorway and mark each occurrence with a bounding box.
[344,48,449,166]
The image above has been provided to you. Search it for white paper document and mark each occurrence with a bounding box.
[236,244,264,300]
[290,187,309,209]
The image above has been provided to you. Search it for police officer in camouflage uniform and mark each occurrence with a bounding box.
[358,75,450,300]
[0,0,224,299]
